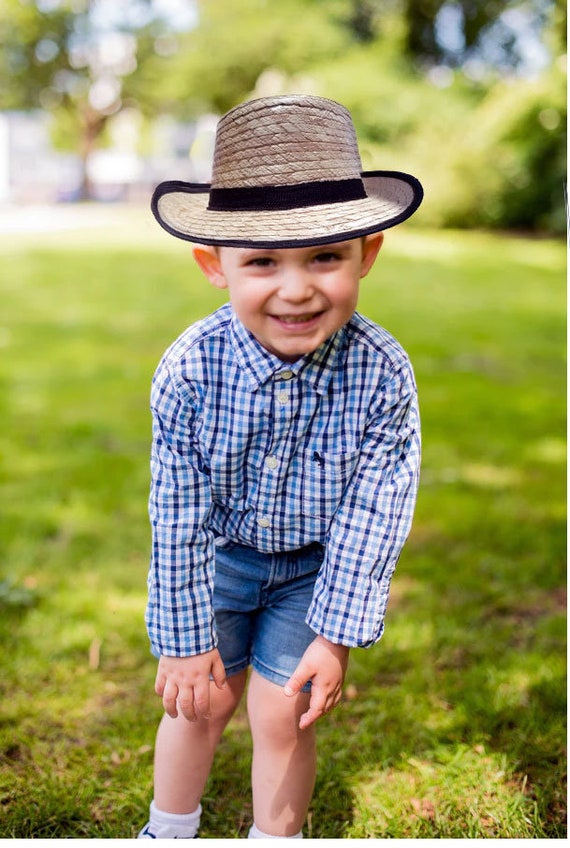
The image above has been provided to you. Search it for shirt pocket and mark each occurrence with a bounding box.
[301,449,359,522]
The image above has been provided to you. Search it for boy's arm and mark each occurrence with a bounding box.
[146,360,217,660]
[306,360,421,649]
[285,363,419,728]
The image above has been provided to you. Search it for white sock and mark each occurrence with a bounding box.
[248,823,303,839]
[138,800,202,839]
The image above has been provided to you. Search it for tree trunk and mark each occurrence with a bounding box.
[78,107,107,200]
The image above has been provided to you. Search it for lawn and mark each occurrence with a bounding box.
[0,209,566,838]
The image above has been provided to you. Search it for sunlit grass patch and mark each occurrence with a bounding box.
[349,745,533,838]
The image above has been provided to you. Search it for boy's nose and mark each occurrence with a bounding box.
[279,270,313,302]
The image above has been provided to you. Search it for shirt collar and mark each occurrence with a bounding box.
[229,314,346,395]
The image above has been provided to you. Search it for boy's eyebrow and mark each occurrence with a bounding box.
[228,241,357,262]
[236,247,277,260]
[313,243,351,251]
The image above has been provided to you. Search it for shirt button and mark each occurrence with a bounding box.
[277,391,289,404]
[278,370,293,380]
[265,456,278,469]
[257,516,270,528]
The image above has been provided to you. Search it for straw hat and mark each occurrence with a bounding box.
[151,95,423,248]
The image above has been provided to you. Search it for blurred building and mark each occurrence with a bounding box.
[0,111,80,204]
[0,109,217,205]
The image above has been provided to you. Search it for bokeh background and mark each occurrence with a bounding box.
[0,0,566,233]
[0,0,566,839]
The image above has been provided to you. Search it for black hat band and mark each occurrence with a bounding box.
[207,178,367,212]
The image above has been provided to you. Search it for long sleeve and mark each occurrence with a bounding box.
[145,359,217,657]
[306,360,420,647]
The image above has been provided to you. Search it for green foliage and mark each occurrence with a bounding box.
[405,63,567,233]
[312,41,565,233]
[0,579,38,611]
[0,0,172,195]
[401,0,517,64]
[0,217,565,837]
[145,0,350,116]
[0,0,73,110]
[315,39,471,150]
[480,66,567,232]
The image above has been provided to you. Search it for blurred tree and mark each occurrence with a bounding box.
[346,0,377,41]
[401,0,560,70]
[146,0,562,117]
[320,1,562,72]
[140,0,350,118]
[0,0,176,198]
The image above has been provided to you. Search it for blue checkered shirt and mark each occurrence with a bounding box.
[146,303,420,657]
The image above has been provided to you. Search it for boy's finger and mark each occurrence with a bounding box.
[154,670,166,697]
[162,681,179,719]
[298,693,327,729]
[211,655,228,690]
[192,679,211,720]
[283,656,314,696]
[297,682,331,728]
[298,708,322,730]
[178,689,198,722]
[283,670,308,697]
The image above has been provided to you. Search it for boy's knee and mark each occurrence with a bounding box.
[211,671,246,722]
[247,674,311,745]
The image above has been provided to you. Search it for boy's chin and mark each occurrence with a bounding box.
[268,341,321,362]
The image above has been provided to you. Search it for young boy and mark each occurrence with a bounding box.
[140,95,423,839]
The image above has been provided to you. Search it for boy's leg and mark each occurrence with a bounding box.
[247,669,316,837]
[153,669,248,813]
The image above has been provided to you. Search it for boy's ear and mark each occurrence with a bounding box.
[192,245,228,289]
[360,232,384,279]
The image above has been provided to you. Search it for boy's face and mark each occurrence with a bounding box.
[192,234,383,362]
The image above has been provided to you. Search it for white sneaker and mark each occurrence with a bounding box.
[138,823,199,839]
[137,801,202,839]
[138,823,157,839]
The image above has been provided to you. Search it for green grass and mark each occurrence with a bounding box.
[0,211,565,838]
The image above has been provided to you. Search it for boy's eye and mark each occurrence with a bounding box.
[246,256,274,267]
[314,251,341,263]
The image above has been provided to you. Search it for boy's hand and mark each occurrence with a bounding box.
[155,650,226,722]
[284,636,350,729]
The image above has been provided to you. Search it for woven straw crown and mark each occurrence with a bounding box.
[152,95,423,248]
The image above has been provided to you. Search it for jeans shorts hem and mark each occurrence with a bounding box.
[223,658,250,679]
[251,657,311,693]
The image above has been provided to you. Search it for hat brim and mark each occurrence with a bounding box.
[151,171,423,248]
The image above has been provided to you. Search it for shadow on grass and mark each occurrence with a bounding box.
[1,574,565,838]
[332,591,566,837]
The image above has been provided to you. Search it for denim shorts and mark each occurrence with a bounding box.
[213,541,324,691]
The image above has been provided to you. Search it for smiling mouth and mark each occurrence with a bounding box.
[273,312,323,325]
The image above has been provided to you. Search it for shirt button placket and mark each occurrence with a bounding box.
[256,371,295,545]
